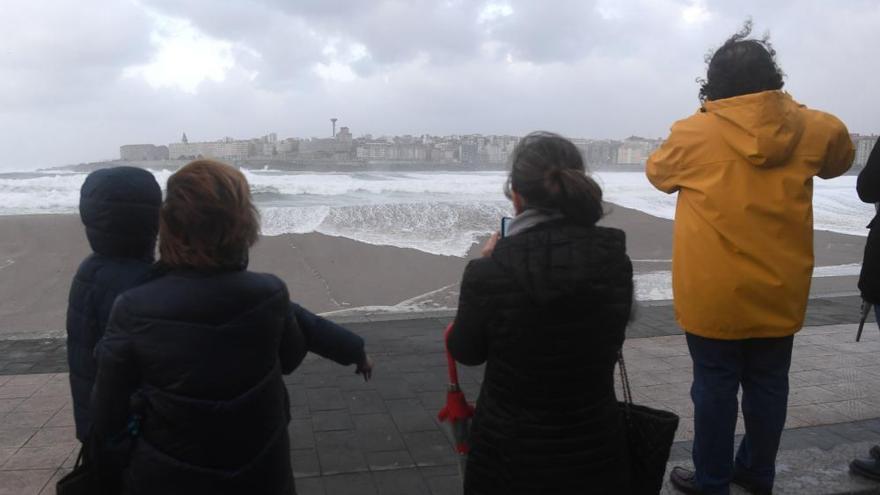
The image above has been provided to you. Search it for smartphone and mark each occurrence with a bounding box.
[501,216,513,238]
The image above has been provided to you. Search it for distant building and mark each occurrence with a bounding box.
[582,140,620,166]
[853,134,879,168]
[616,136,662,165]
[356,141,394,160]
[168,136,252,160]
[120,144,169,161]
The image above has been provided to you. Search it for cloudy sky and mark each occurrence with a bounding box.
[1,0,877,170]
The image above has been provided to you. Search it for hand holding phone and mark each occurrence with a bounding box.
[501,216,513,238]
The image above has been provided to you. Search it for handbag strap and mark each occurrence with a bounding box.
[617,349,633,407]
[73,444,85,469]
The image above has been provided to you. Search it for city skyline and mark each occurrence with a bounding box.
[115,126,879,169]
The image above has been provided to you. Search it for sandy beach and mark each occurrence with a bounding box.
[0,204,866,338]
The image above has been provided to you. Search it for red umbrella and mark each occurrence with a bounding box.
[437,323,474,473]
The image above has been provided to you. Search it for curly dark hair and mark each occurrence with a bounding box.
[699,19,785,102]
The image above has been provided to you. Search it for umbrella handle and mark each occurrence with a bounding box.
[444,324,460,385]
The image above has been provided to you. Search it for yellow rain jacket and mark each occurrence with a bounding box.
[647,90,854,339]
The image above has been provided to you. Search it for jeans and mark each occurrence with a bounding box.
[686,333,794,495]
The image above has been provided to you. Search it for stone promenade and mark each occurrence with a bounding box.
[2,295,880,494]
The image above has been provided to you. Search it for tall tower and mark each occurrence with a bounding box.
[181,132,188,144]
[331,118,338,138]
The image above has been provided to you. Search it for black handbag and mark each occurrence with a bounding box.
[617,350,680,495]
[56,443,98,495]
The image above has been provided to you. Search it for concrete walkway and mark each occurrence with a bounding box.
[2,296,880,494]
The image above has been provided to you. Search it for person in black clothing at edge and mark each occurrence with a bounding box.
[447,132,634,494]
[88,160,372,495]
[851,136,880,480]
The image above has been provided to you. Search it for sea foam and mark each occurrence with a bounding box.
[0,169,871,256]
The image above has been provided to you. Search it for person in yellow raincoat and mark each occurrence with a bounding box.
[647,23,854,495]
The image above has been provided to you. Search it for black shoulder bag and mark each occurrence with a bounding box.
[618,350,680,495]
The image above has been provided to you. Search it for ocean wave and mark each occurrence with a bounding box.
[261,201,512,257]
[0,169,871,256]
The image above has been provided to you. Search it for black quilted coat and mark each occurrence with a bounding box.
[448,219,633,495]
[859,136,880,304]
[66,167,161,441]
[90,270,308,495]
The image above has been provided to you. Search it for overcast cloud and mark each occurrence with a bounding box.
[1,0,877,170]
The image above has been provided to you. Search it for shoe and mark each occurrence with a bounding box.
[851,457,880,481]
[731,471,772,495]
[669,467,705,494]
[870,445,880,460]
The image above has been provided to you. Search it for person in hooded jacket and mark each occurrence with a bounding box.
[89,159,372,495]
[850,136,880,480]
[646,23,854,495]
[448,132,633,495]
[66,166,162,444]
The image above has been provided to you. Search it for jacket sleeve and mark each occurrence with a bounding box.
[817,119,855,179]
[858,137,880,203]
[646,122,687,193]
[293,302,366,366]
[447,260,491,366]
[90,295,140,484]
[279,298,308,374]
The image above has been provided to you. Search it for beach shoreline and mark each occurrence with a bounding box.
[0,205,866,339]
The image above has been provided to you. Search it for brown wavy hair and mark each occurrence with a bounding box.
[159,159,259,269]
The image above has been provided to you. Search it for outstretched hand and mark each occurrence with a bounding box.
[356,355,374,381]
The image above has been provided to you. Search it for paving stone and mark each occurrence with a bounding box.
[23,427,76,448]
[390,408,439,433]
[289,419,316,450]
[352,413,406,452]
[365,450,416,471]
[373,377,417,400]
[403,431,456,467]
[1,409,55,429]
[321,472,377,495]
[3,445,76,470]
[37,468,71,495]
[294,476,325,495]
[43,408,74,428]
[0,469,55,495]
[372,468,431,495]
[312,410,353,432]
[307,388,347,412]
[0,428,37,449]
[426,474,463,495]
[291,448,321,478]
[346,390,387,415]
[314,430,369,475]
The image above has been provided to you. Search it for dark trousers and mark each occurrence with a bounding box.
[686,333,794,495]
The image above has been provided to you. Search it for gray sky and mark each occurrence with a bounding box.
[1,0,878,170]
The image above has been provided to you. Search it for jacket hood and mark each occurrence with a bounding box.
[79,167,162,259]
[703,90,806,168]
[491,221,629,305]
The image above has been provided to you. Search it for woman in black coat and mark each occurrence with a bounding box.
[90,159,369,495]
[448,132,633,494]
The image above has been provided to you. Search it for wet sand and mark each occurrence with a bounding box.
[0,206,866,338]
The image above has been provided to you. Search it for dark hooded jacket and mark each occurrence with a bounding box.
[448,219,633,495]
[66,167,161,441]
[858,136,880,303]
[90,269,309,495]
